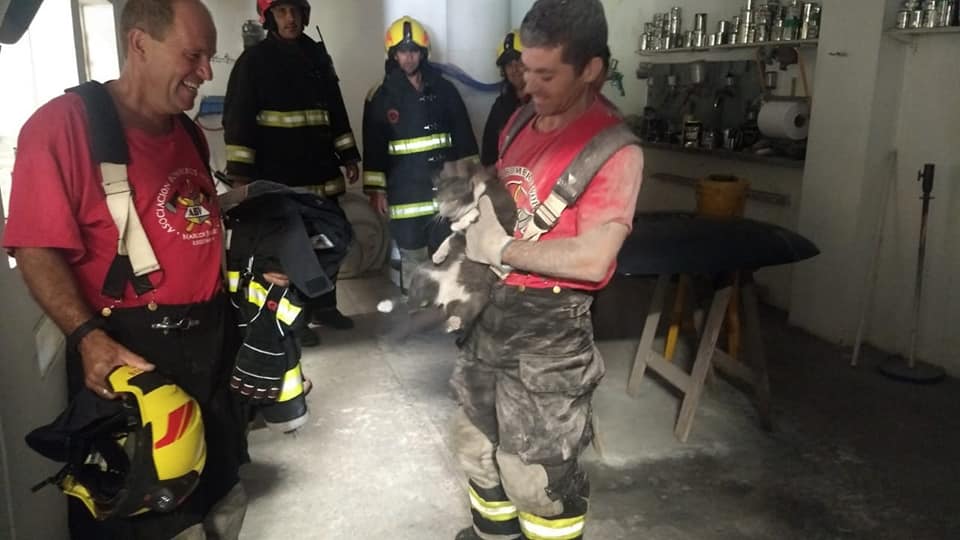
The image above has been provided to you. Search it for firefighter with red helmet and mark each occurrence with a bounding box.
[362,16,479,292]
[224,0,360,345]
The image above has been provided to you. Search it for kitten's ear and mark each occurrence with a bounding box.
[440,160,459,180]
[444,157,477,180]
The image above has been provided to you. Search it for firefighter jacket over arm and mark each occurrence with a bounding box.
[362,62,478,250]
[223,33,360,196]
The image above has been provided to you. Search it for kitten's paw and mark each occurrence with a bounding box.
[433,238,452,264]
[377,299,395,313]
[445,316,463,332]
[451,207,480,232]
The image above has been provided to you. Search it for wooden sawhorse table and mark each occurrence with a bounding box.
[617,213,819,442]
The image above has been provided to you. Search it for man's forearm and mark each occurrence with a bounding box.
[501,221,630,283]
[15,247,94,335]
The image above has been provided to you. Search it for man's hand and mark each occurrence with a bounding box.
[464,195,513,267]
[344,162,360,184]
[262,272,290,287]
[368,191,388,216]
[79,329,155,399]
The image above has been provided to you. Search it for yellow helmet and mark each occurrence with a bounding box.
[385,16,430,55]
[496,29,523,66]
[26,366,206,520]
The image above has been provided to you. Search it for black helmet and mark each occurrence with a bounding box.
[26,366,206,519]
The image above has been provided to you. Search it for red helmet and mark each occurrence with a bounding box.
[256,0,310,31]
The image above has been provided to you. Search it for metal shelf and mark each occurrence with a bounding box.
[637,38,818,57]
[886,26,960,44]
[640,141,806,170]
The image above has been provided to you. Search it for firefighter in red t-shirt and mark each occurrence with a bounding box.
[448,1,644,539]
[1,1,263,538]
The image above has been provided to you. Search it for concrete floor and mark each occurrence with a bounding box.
[239,274,960,540]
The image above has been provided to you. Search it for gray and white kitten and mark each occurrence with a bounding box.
[406,158,517,333]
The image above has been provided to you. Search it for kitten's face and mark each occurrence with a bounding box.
[434,159,490,221]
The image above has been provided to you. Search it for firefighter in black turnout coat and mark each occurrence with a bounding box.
[362,15,479,292]
[224,0,359,345]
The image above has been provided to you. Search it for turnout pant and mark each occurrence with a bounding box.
[66,295,247,540]
[450,284,604,540]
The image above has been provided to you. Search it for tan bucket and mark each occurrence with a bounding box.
[696,175,750,218]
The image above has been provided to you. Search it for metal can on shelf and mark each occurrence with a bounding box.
[695,13,708,32]
[800,3,820,39]
[639,33,651,51]
[772,18,784,40]
[910,8,924,27]
[757,24,769,42]
[923,2,938,27]
[693,30,706,47]
[939,0,955,26]
[896,9,911,28]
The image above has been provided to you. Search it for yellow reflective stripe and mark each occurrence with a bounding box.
[334,133,357,151]
[277,364,304,402]
[363,171,387,188]
[389,200,439,219]
[247,281,268,307]
[275,296,303,326]
[325,177,346,195]
[226,145,256,164]
[387,133,453,155]
[227,271,241,293]
[256,109,330,128]
[300,178,345,197]
[518,512,585,540]
[468,486,518,522]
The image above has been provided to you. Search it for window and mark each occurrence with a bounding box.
[78,0,120,83]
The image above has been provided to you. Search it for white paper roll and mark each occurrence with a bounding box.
[757,100,811,140]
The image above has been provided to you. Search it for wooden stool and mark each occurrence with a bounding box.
[627,272,772,442]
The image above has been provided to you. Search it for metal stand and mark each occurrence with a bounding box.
[878,164,946,384]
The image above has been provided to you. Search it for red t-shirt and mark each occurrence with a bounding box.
[2,93,223,310]
[498,98,643,291]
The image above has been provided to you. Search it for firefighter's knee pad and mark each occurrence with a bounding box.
[497,451,590,518]
[451,408,500,489]
[496,451,563,517]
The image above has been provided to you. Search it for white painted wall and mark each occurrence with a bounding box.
[865,34,960,371]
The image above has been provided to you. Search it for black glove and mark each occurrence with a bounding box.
[230,279,304,402]
[230,340,286,401]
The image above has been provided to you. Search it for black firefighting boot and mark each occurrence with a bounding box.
[296,326,320,347]
[312,308,354,330]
